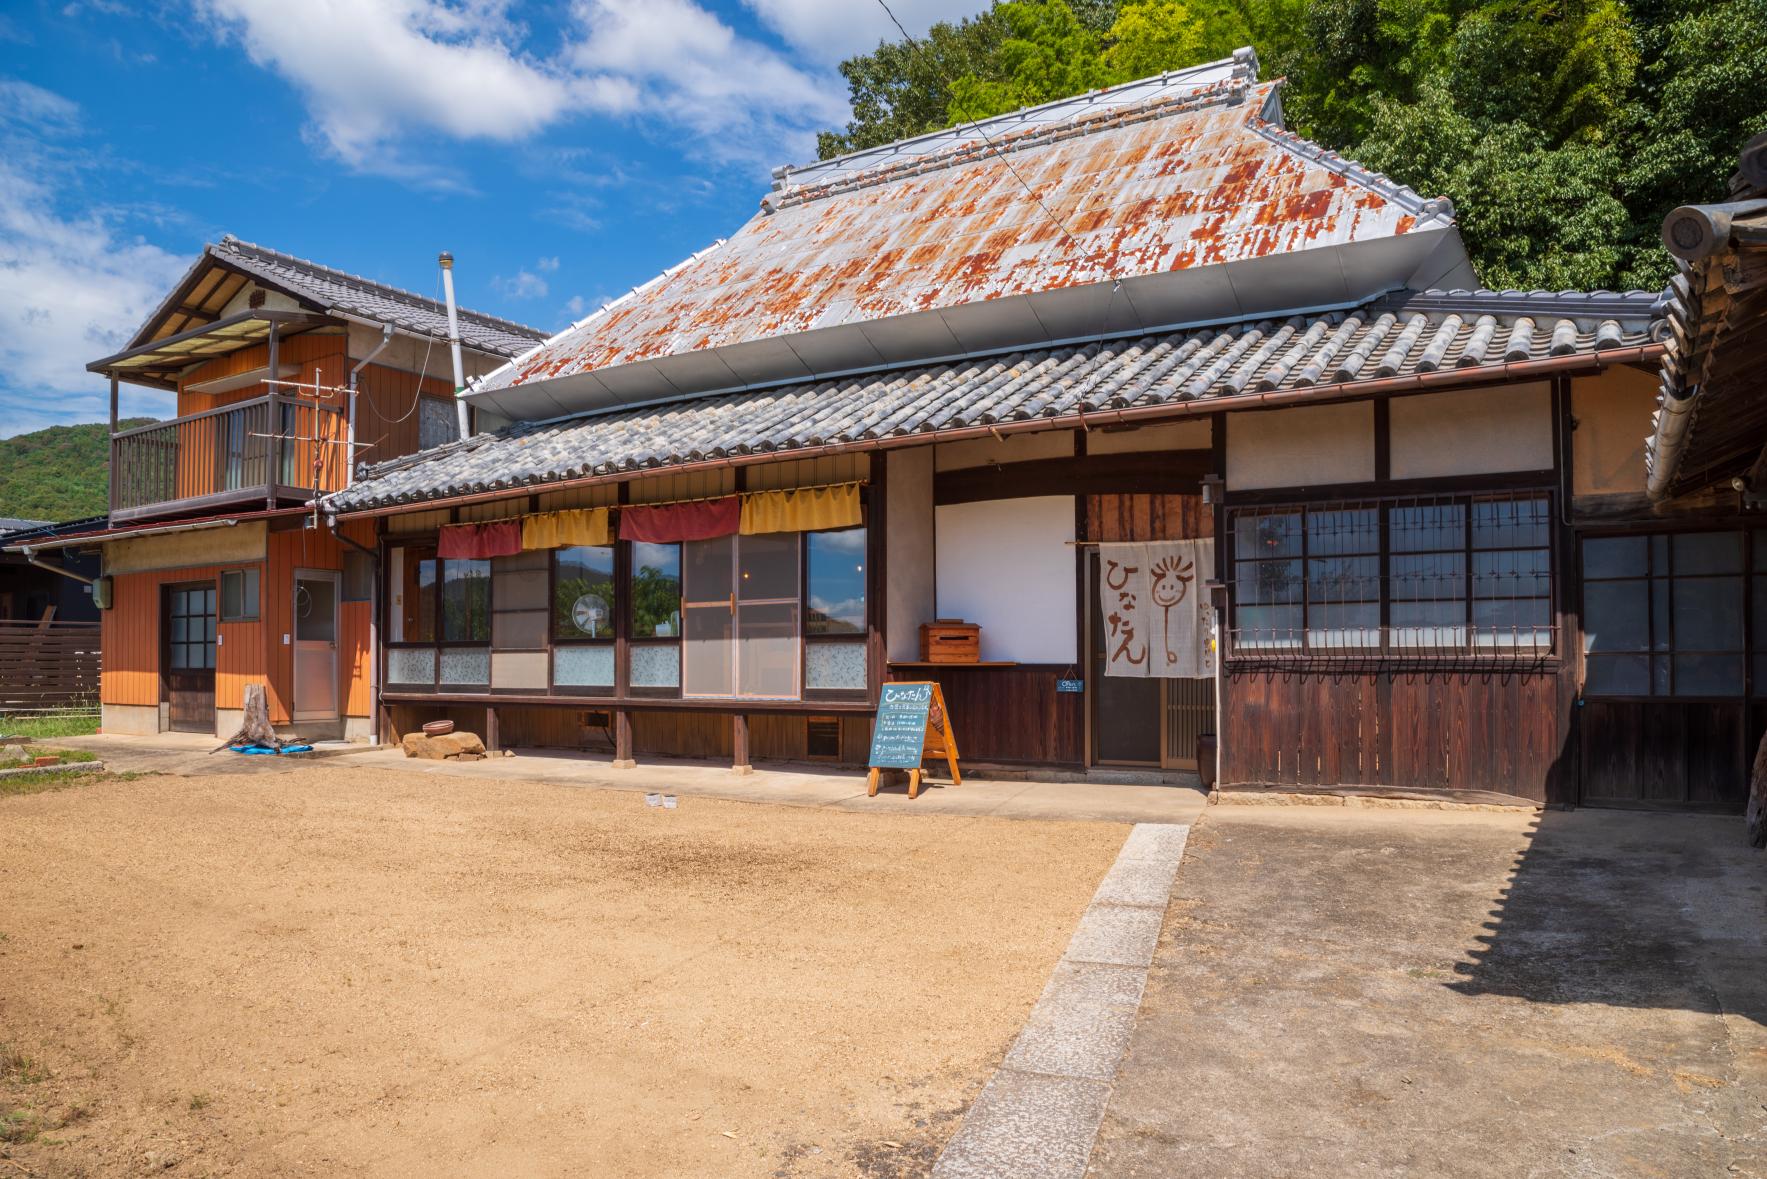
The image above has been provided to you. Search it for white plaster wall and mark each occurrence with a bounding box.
[1572,367,1656,496]
[1085,418,1211,454]
[885,447,936,663]
[1226,402,1375,489]
[1390,383,1553,479]
[934,496,1076,663]
[935,429,1074,471]
[347,322,508,379]
[221,284,303,318]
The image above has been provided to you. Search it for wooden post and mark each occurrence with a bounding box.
[265,323,281,508]
[108,375,118,434]
[485,706,499,754]
[732,713,752,775]
[612,709,635,769]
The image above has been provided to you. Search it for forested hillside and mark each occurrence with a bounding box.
[819,0,1767,291]
[0,419,154,522]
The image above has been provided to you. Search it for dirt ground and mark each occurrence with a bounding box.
[0,764,1127,1178]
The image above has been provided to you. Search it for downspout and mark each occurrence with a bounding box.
[347,324,394,488]
[439,252,470,442]
[331,519,382,746]
[20,548,95,586]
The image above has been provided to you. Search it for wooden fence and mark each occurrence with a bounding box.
[0,619,102,715]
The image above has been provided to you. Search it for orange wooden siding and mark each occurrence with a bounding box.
[171,334,351,501]
[103,519,376,723]
[102,565,228,707]
[351,362,455,467]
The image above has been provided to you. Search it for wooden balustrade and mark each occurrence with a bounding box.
[110,395,347,519]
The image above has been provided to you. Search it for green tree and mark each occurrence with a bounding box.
[1353,80,1629,289]
[945,0,1112,122]
[815,0,1767,291]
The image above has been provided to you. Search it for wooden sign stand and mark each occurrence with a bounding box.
[866,681,962,799]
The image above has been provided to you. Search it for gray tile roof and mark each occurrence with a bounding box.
[326,288,1665,513]
[0,518,50,537]
[208,237,546,358]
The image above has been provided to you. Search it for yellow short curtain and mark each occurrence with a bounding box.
[521,506,612,551]
[739,483,862,536]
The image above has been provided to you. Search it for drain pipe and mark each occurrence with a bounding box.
[440,252,470,442]
[347,324,394,486]
[21,549,94,586]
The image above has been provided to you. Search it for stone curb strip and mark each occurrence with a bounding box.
[932,822,1190,1179]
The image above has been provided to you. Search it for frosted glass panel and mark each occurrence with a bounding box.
[806,641,866,690]
[630,644,680,688]
[439,648,490,685]
[387,647,435,684]
[553,645,615,688]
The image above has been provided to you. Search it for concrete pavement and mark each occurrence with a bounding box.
[54,733,1208,825]
[1089,806,1767,1178]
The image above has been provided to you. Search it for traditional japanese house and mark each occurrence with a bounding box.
[11,237,545,739]
[310,49,1736,810]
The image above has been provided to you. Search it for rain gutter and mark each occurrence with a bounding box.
[332,342,1663,520]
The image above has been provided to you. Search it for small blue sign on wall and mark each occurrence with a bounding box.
[1056,678,1085,693]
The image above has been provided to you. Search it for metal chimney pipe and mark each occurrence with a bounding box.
[439,252,469,440]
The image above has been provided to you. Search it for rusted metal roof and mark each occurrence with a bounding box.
[331,289,1660,514]
[470,50,1471,422]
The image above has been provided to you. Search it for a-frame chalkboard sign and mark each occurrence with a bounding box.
[866,680,962,799]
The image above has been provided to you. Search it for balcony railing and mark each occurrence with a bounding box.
[110,394,349,521]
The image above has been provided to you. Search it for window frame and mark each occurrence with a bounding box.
[219,566,260,622]
[1225,488,1557,663]
[803,526,869,700]
[1580,528,1748,701]
[382,541,492,693]
[549,542,618,697]
[626,539,683,699]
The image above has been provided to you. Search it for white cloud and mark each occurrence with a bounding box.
[536,255,560,272]
[194,0,636,174]
[194,0,850,177]
[492,268,549,299]
[0,81,186,437]
[742,0,984,64]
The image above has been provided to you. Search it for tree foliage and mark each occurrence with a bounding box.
[817,0,1767,291]
[0,419,154,523]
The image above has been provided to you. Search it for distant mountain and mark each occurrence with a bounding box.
[0,419,155,522]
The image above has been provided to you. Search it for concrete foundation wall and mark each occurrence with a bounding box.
[102,703,161,736]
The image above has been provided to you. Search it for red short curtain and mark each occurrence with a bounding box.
[618,496,741,543]
[437,519,522,560]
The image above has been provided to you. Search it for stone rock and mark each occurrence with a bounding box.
[400,732,487,761]
[0,743,27,763]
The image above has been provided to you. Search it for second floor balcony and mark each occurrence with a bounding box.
[110,393,350,522]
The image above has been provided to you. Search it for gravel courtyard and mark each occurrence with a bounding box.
[0,763,1126,1177]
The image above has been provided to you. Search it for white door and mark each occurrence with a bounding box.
[293,569,339,722]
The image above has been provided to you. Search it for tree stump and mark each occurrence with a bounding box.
[212,683,285,752]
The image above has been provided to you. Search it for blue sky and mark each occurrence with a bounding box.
[0,0,980,437]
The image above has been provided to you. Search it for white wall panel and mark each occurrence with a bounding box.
[934,495,1076,663]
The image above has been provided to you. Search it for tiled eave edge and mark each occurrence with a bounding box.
[324,340,1662,521]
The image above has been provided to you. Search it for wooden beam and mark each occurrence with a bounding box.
[732,713,752,775]
[108,376,118,434]
[933,450,1214,505]
[485,705,500,754]
[613,709,634,768]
